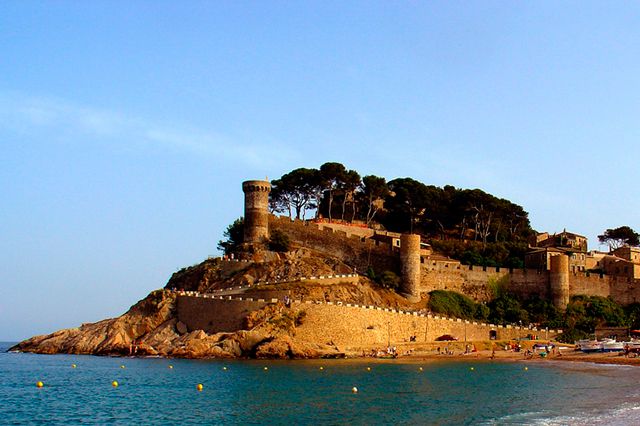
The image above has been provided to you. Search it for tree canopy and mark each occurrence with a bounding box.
[598,226,640,251]
[266,162,534,266]
[217,218,244,255]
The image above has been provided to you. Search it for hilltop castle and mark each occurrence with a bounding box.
[242,179,640,310]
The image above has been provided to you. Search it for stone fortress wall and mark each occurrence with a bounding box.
[176,294,561,346]
[269,215,640,307]
[221,178,639,346]
[269,215,400,273]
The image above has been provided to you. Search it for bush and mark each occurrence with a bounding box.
[378,271,400,289]
[564,295,627,334]
[268,230,291,252]
[428,290,483,320]
[217,218,244,254]
[488,294,529,326]
[295,310,307,326]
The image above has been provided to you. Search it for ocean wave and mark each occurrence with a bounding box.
[486,402,640,425]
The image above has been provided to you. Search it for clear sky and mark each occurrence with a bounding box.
[2,2,639,341]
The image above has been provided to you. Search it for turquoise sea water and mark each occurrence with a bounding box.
[2,342,640,425]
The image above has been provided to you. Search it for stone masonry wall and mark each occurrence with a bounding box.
[177,296,268,333]
[270,215,399,273]
[176,295,560,347]
[293,303,559,350]
[270,215,640,306]
[418,264,549,302]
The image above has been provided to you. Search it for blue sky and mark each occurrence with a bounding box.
[2,2,639,340]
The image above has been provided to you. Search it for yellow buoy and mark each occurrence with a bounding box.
[120,365,125,369]
[524,367,528,371]
[352,386,358,393]
[111,381,118,388]
[366,367,371,371]
[36,381,44,388]
[263,367,268,371]
[470,367,475,371]
[223,367,227,371]
[168,365,173,369]
[196,383,203,391]
[71,364,77,368]
[419,367,423,371]
[319,366,324,370]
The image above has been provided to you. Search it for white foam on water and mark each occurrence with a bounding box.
[486,402,640,425]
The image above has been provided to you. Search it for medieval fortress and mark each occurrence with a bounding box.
[174,179,639,347]
[243,179,640,309]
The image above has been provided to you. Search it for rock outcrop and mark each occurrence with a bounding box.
[10,248,410,359]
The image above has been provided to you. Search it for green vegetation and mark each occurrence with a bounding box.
[268,229,291,252]
[268,162,533,267]
[217,218,244,255]
[366,268,401,290]
[598,225,640,250]
[431,240,528,269]
[428,290,488,321]
[378,271,401,290]
[427,290,639,343]
[559,295,627,342]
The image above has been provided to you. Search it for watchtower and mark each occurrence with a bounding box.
[242,180,271,245]
[400,233,421,301]
[549,254,570,310]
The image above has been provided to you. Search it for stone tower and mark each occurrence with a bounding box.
[549,254,570,310]
[400,233,421,301]
[242,180,271,245]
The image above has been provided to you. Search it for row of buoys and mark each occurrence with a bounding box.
[35,379,362,393]
[61,364,528,373]
[36,364,530,389]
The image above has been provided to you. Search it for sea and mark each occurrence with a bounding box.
[2,342,640,425]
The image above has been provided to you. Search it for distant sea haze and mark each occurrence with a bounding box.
[2,343,639,425]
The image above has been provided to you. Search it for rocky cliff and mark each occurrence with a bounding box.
[10,248,411,358]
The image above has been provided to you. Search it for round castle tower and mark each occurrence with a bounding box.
[400,233,421,301]
[549,254,570,310]
[242,180,271,245]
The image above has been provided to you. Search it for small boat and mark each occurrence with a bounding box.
[579,340,603,353]
[602,339,624,352]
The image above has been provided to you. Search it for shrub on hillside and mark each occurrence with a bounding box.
[268,230,291,252]
[428,290,482,320]
[378,271,401,290]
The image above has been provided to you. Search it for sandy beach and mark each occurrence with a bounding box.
[352,340,640,367]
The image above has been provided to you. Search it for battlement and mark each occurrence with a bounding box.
[242,180,271,192]
[175,290,562,343]
[266,215,640,308]
[270,215,397,253]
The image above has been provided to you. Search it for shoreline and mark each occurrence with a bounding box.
[10,346,640,368]
[373,349,640,367]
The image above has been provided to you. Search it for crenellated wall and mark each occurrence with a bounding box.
[269,215,400,273]
[268,215,640,306]
[418,264,550,302]
[176,294,561,346]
